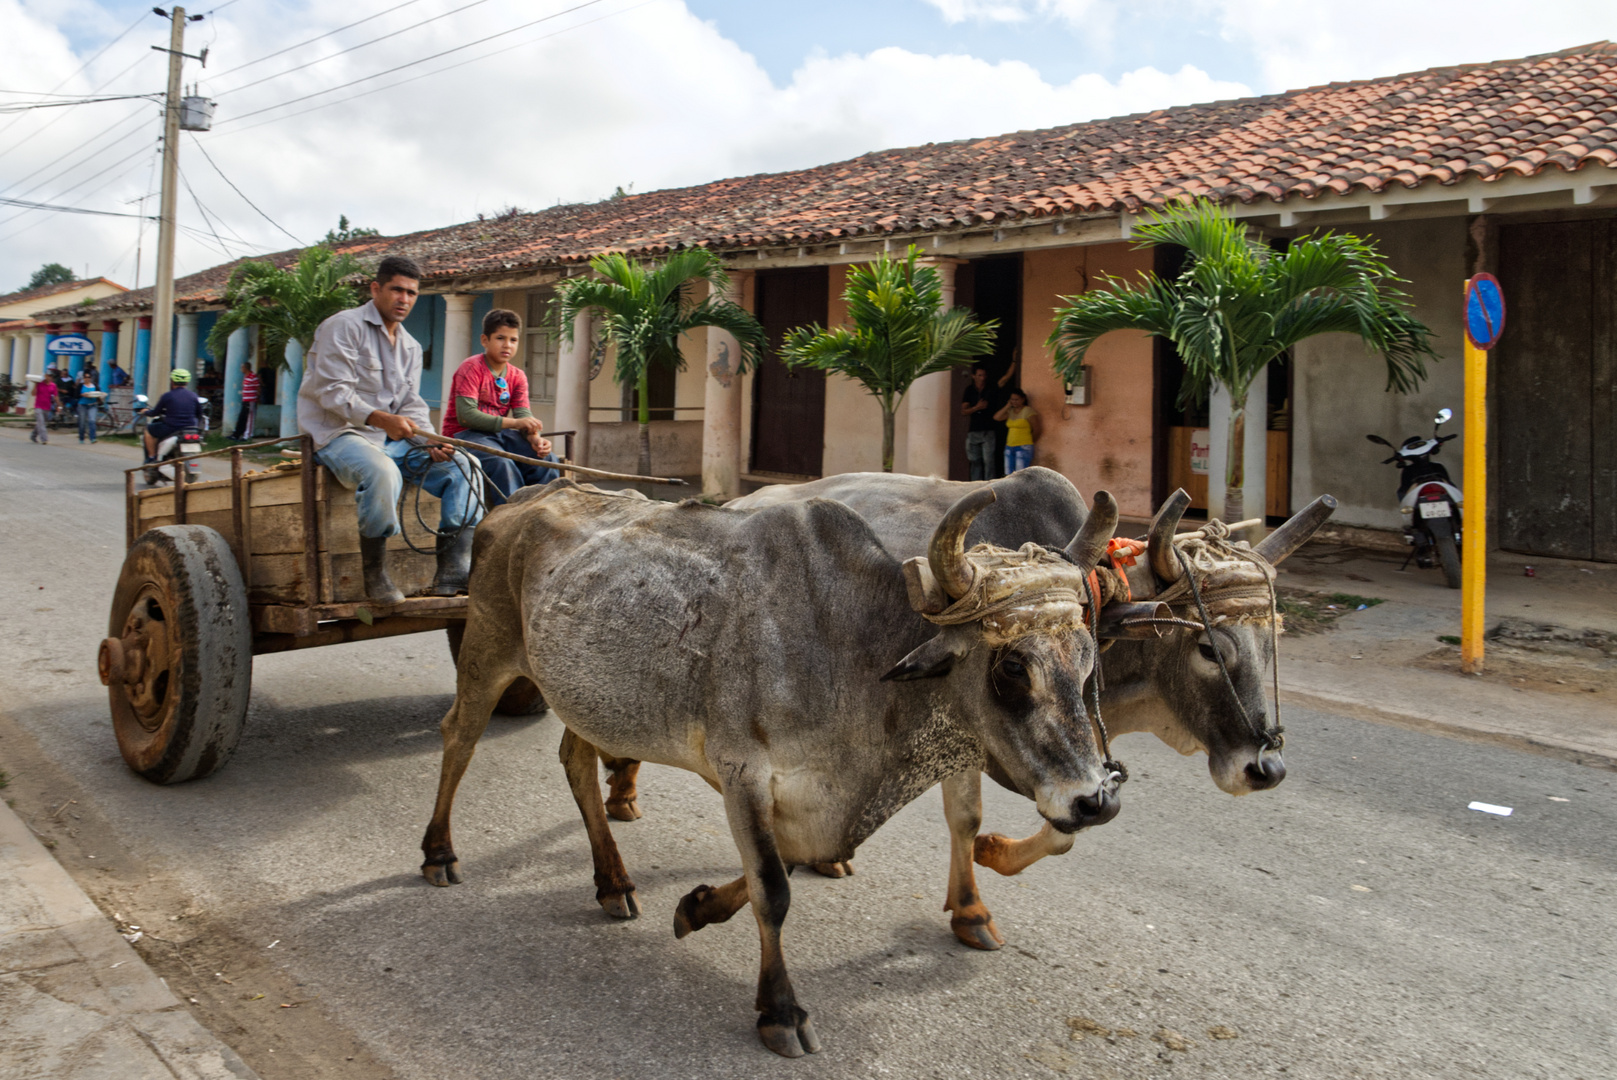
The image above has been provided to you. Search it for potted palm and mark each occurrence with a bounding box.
[780,247,997,473]
[555,248,765,478]
[207,246,367,437]
[1048,202,1437,521]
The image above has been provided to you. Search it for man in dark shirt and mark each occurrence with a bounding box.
[142,368,203,462]
[960,364,1009,481]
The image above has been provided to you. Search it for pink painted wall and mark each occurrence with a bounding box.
[1020,244,1157,519]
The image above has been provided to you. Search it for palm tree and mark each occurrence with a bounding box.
[555,248,765,477]
[1048,202,1437,520]
[780,247,997,472]
[207,245,367,436]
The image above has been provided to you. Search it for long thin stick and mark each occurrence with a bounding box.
[1179,518,1262,541]
[419,432,688,487]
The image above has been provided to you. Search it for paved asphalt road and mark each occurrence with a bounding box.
[2,430,1613,1080]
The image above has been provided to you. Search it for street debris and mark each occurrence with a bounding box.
[1548,796,1569,802]
[1208,1025,1240,1040]
[1067,1016,1111,1041]
[1468,801,1513,816]
[1153,1028,1194,1051]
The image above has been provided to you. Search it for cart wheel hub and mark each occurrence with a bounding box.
[116,590,175,732]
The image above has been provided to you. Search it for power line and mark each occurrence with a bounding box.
[0,7,149,140]
[186,132,305,246]
[178,162,235,257]
[0,50,156,164]
[216,0,612,126]
[0,106,156,204]
[0,137,160,233]
[0,93,160,114]
[214,0,496,98]
[0,194,154,219]
[208,0,429,80]
[217,0,651,138]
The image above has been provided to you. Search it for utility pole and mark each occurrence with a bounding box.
[147,6,186,398]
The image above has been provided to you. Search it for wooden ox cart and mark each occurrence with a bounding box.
[97,433,578,784]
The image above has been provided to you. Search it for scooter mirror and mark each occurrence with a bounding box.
[1366,434,1393,447]
[1435,408,1452,425]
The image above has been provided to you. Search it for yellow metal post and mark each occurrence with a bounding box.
[1461,334,1488,673]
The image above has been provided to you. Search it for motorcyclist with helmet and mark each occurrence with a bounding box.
[142,368,202,464]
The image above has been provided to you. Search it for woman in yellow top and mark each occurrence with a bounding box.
[993,388,1040,474]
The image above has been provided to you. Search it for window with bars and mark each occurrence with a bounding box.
[525,289,560,403]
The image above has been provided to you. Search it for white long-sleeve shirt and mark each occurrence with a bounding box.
[297,300,433,449]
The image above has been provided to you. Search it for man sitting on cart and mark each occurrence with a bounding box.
[298,254,485,605]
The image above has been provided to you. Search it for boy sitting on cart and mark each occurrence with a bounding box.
[298,255,485,605]
[442,308,560,505]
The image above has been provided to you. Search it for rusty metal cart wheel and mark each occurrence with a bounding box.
[100,525,252,783]
[445,623,547,716]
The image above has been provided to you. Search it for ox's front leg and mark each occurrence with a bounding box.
[421,682,502,886]
[974,820,1077,877]
[560,729,640,919]
[720,765,820,1058]
[598,754,643,822]
[941,770,1004,950]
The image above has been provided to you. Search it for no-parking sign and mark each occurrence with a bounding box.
[1464,273,1505,350]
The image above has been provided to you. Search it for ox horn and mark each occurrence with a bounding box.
[928,487,998,599]
[1147,488,1192,583]
[1254,493,1339,566]
[1064,490,1119,574]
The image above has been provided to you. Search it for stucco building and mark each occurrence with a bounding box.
[44,41,1617,562]
[2,277,129,407]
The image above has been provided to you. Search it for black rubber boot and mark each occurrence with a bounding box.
[359,535,405,606]
[430,527,475,597]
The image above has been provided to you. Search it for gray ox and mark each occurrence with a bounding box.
[421,479,1126,1057]
[600,468,1336,949]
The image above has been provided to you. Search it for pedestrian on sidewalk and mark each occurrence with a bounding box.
[30,374,57,444]
[231,364,259,440]
[76,368,101,443]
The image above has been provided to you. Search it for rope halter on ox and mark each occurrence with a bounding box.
[899,486,1129,783]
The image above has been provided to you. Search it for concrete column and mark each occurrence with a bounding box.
[440,294,477,417]
[278,339,304,437]
[28,331,48,377]
[702,271,755,500]
[132,317,152,397]
[98,321,120,390]
[1206,375,1267,529]
[554,308,593,465]
[5,336,21,383]
[222,327,250,432]
[174,312,199,377]
[68,322,90,377]
[906,258,963,478]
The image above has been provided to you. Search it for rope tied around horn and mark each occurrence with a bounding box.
[920,542,1098,645]
[1151,519,1280,625]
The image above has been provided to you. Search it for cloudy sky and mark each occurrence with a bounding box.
[0,0,1611,292]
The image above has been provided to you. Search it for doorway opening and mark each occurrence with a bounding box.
[750,267,829,477]
[948,256,1022,481]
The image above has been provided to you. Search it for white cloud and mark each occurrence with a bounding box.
[923,0,1100,26]
[0,0,1252,290]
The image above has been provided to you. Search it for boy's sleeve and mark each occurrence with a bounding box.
[508,368,533,419]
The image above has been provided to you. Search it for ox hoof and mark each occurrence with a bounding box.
[808,860,854,878]
[950,913,1006,951]
[758,1010,821,1058]
[973,833,1019,877]
[422,860,462,887]
[599,890,640,920]
[605,797,642,822]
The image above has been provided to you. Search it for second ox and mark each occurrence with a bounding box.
[420,479,1125,1057]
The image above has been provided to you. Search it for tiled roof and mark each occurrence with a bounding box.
[0,276,126,311]
[42,40,1617,318]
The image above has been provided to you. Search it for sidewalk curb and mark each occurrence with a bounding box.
[0,797,262,1079]
[1277,685,1617,772]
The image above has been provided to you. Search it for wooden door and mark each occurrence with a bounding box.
[1496,219,1616,561]
[751,268,828,477]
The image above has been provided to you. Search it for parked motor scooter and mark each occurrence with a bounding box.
[1367,408,1462,588]
[139,395,210,487]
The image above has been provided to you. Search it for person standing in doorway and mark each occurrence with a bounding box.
[994,387,1040,474]
[30,373,57,444]
[232,363,260,440]
[959,361,1016,481]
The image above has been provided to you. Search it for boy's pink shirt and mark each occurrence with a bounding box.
[442,353,530,438]
[33,381,57,409]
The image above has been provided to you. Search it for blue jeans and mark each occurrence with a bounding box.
[1004,443,1034,474]
[316,433,485,540]
[78,401,99,442]
[454,428,560,505]
[965,430,996,481]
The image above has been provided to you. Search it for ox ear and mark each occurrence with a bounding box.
[900,557,950,615]
[881,633,970,682]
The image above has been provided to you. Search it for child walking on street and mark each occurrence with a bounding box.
[30,374,57,444]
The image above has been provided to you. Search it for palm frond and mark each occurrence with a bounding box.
[1047,275,1176,377]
